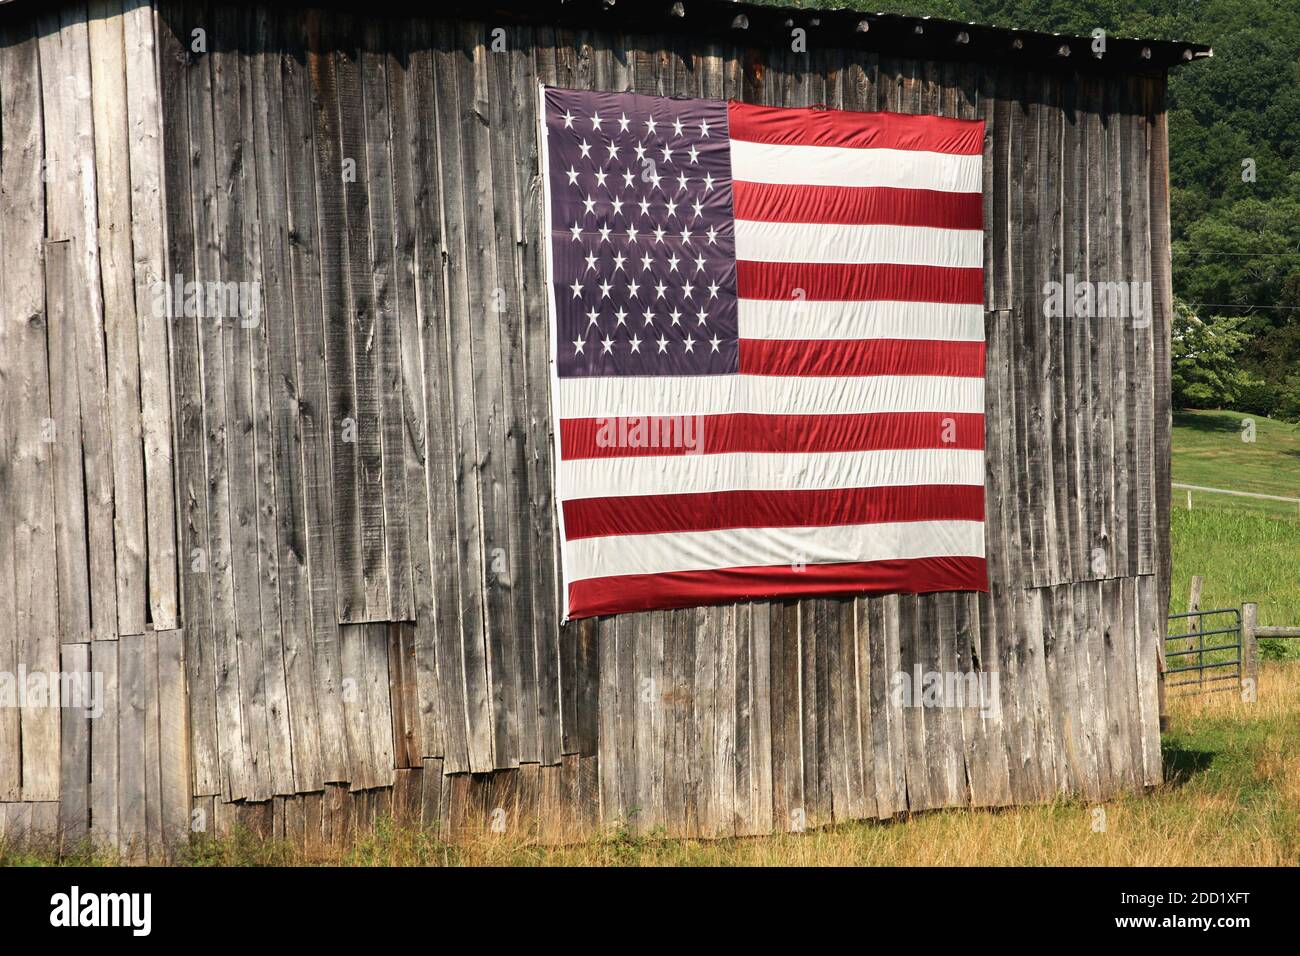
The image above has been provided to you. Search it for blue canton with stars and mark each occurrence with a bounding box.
[544,87,739,378]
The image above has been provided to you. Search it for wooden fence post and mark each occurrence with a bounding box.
[1241,602,1259,694]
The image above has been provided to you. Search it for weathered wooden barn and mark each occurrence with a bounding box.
[0,0,1209,856]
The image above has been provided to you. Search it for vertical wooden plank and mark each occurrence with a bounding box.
[124,0,179,632]
[210,1,271,803]
[406,17,471,773]
[89,640,119,848]
[59,643,92,846]
[339,622,376,790]
[1104,76,1131,578]
[44,7,120,644]
[117,631,148,860]
[334,13,391,622]
[430,19,494,772]
[156,628,190,854]
[249,3,324,793]
[1146,74,1174,614]
[158,0,219,796]
[383,13,445,763]
[305,11,364,628]
[142,630,164,859]
[89,0,148,637]
[365,622,396,788]
[281,7,349,783]
[359,22,413,622]
[1134,575,1162,785]
[851,597,878,819]
[1127,75,1155,575]
[3,22,60,801]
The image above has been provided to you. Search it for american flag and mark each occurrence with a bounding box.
[539,86,988,622]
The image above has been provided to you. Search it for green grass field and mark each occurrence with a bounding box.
[1170,409,1300,659]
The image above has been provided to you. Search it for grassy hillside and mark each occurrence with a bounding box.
[1170,409,1300,655]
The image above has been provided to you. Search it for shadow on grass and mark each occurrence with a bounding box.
[1173,410,1242,435]
[1160,745,1216,788]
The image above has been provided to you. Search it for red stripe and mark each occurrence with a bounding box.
[733,181,983,230]
[739,338,985,377]
[560,411,985,459]
[567,555,989,619]
[562,486,985,540]
[736,260,984,304]
[728,101,985,155]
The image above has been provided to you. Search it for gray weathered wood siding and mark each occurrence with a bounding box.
[0,0,1175,848]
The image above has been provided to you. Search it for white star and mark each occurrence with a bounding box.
[687,144,700,164]
[598,279,613,299]
[653,226,667,245]
[584,251,598,272]
[691,199,705,220]
[667,252,680,272]
[647,168,663,191]
[565,165,580,186]
[640,253,654,271]
[618,112,630,133]
[642,308,656,326]
[561,110,576,129]
[682,334,696,352]
[707,279,721,299]
[625,225,639,244]
[606,141,620,161]
[660,143,674,163]
[656,336,669,353]
[698,119,711,138]
[655,281,668,299]
[570,222,583,241]
[644,115,657,135]
[694,254,707,273]
[582,194,597,216]
[702,172,716,192]
[621,168,635,188]
[676,171,690,193]
[696,309,709,326]
[572,336,585,354]
[672,116,685,137]
[706,226,719,244]
[627,279,640,298]
[682,281,695,299]
[590,112,603,131]
[569,279,584,299]
[610,196,624,217]
[679,227,693,245]
[629,334,642,353]
[709,335,721,352]
[669,308,683,326]
[593,168,608,188]
[586,307,600,328]
[613,307,628,326]
[638,197,652,217]
[612,251,627,272]
[598,223,612,244]
[634,141,648,161]
[601,336,614,354]
[579,139,592,159]
[664,197,678,219]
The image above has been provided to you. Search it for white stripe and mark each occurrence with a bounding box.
[558,373,984,418]
[565,520,985,581]
[560,448,984,500]
[738,299,986,341]
[735,220,983,269]
[730,140,982,193]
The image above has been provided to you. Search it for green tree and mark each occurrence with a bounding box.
[1171,300,1258,408]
